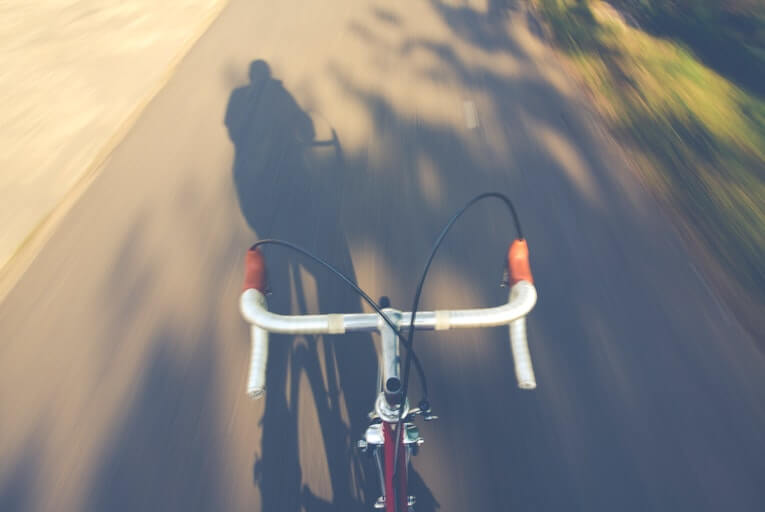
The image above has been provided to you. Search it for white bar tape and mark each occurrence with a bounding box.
[509,318,536,389]
[247,324,269,399]
[246,291,269,399]
[434,310,451,330]
[327,314,346,334]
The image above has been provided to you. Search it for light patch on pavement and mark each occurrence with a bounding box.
[525,115,603,206]
[417,152,444,208]
[463,100,480,130]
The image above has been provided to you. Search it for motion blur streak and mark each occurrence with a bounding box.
[1,1,764,511]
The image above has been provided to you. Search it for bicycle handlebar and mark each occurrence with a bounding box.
[240,240,538,399]
[240,283,536,334]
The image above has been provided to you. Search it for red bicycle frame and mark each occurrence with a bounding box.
[383,422,408,512]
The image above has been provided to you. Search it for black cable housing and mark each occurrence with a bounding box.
[249,239,429,398]
[390,192,524,511]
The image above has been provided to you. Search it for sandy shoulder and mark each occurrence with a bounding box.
[0,0,228,280]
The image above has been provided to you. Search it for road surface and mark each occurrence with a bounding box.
[1,1,764,510]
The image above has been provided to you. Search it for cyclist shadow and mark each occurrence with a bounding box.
[227,60,438,511]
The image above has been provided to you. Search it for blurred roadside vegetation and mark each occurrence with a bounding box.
[533,0,765,315]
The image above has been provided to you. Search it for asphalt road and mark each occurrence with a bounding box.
[1,1,764,511]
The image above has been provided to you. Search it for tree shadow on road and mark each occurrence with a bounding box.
[327,4,765,510]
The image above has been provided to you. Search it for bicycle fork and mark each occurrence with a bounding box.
[358,418,421,510]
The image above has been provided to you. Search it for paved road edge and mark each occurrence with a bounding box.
[0,0,231,304]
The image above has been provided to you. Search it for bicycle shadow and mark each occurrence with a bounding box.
[226,59,438,511]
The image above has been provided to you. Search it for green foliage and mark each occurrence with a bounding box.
[614,0,765,97]
[535,0,765,297]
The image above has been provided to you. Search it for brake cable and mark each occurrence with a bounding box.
[249,239,429,399]
[391,192,524,511]
[251,192,525,512]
